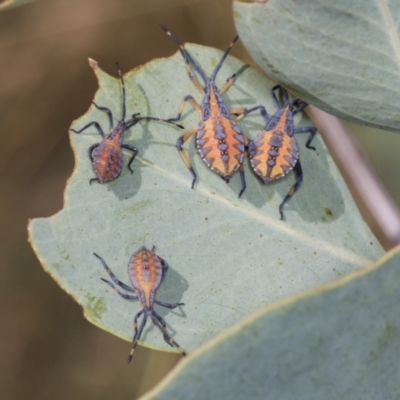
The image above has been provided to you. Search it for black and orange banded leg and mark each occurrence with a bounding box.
[121,144,139,174]
[163,94,201,188]
[92,102,114,130]
[294,126,317,151]
[100,278,137,300]
[176,126,198,188]
[219,73,237,95]
[128,310,146,363]
[234,104,270,125]
[151,311,186,356]
[71,121,105,137]
[168,95,202,123]
[279,160,303,220]
[93,252,135,292]
[229,107,246,117]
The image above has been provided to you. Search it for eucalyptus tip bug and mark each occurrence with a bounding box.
[237,84,317,219]
[95,246,186,360]
[161,26,249,197]
[71,62,184,184]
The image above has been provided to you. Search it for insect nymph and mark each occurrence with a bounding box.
[94,247,186,361]
[239,85,317,220]
[161,26,247,197]
[72,62,183,184]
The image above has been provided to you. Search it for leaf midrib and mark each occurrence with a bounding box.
[137,155,372,266]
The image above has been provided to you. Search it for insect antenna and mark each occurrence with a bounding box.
[116,62,126,121]
[210,35,239,82]
[160,25,209,84]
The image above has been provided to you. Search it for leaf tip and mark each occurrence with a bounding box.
[88,58,99,70]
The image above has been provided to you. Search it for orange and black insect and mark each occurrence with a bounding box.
[160,25,248,197]
[72,63,183,184]
[239,85,317,220]
[94,247,186,362]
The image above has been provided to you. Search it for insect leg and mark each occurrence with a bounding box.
[278,160,303,220]
[127,310,146,363]
[93,252,135,292]
[121,144,138,174]
[234,105,270,125]
[71,121,105,137]
[292,99,309,115]
[167,95,202,122]
[154,299,184,309]
[92,102,114,130]
[151,311,186,356]
[229,107,246,116]
[219,73,236,95]
[294,126,318,151]
[88,142,101,184]
[100,278,137,300]
[129,116,184,130]
[177,126,198,188]
[88,143,100,162]
[158,258,169,283]
[238,134,249,198]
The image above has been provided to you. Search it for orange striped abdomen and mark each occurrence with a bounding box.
[128,247,163,309]
[92,134,123,183]
[249,129,299,183]
[196,116,245,179]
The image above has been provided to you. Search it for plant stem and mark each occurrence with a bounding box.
[306,106,400,250]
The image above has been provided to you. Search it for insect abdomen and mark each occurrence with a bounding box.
[197,117,244,179]
[92,137,124,183]
[128,247,163,308]
[249,129,299,183]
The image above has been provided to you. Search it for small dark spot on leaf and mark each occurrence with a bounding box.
[324,207,333,217]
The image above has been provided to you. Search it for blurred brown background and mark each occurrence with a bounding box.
[1,0,400,399]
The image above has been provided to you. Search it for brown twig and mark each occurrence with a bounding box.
[306,106,400,250]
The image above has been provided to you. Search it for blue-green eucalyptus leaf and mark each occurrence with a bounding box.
[140,247,400,400]
[28,44,382,353]
[234,0,400,131]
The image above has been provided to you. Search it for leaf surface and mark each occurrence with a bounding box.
[28,44,382,353]
[140,247,400,399]
[234,0,400,131]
